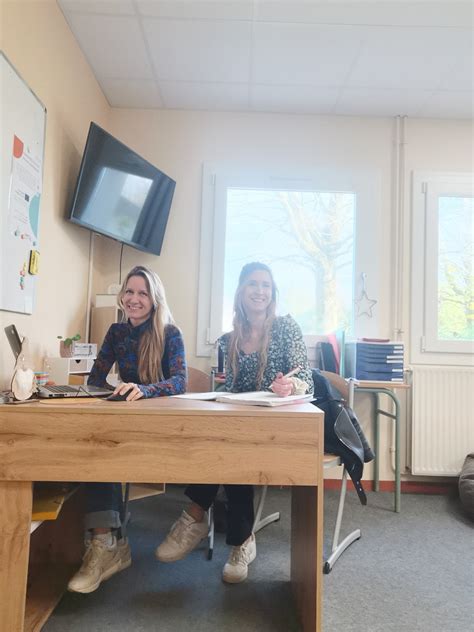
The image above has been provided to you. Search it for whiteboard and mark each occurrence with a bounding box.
[0,52,46,314]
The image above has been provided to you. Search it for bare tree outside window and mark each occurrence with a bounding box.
[222,188,355,335]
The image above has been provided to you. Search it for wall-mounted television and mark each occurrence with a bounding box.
[68,122,175,255]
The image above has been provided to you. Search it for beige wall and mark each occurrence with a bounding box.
[105,111,473,360]
[105,109,394,366]
[0,0,110,387]
[1,2,472,482]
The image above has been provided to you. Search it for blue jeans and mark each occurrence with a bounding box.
[84,482,123,532]
[185,483,254,546]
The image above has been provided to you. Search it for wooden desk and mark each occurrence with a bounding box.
[0,397,324,632]
[348,380,410,513]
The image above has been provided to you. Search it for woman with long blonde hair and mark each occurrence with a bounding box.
[156,262,312,584]
[68,265,186,594]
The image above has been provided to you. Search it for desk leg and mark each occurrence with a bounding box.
[373,393,380,492]
[373,391,401,513]
[290,486,323,632]
[392,394,401,513]
[0,481,32,632]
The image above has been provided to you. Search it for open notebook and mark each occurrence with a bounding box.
[175,391,314,407]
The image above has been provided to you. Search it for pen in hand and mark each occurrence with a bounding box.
[282,367,301,379]
[270,366,301,397]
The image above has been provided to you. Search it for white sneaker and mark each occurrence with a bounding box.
[222,533,257,584]
[117,537,132,569]
[155,510,208,562]
[67,535,131,594]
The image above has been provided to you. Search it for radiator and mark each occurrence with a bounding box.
[411,365,474,476]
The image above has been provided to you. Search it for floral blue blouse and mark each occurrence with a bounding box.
[218,314,313,394]
[88,319,186,398]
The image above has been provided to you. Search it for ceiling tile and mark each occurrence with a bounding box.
[137,0,254,20]
[144,19,252,82]
[100,78,163,108]
[57,0,474,119]
[65,14,153,78]
[251,84,339,114]
[255,1,473,28]
[253,22,364,85]
[58,0,135,16]
[348,25,471,89]
[419,90,474,119]
[158,80,250,110]
[438,41,474,91]
[335,87,431,117]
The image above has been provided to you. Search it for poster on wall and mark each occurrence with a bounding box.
[0,52,46,314]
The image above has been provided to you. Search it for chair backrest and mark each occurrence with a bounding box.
[320,370,350,402]
[187,367,211,393]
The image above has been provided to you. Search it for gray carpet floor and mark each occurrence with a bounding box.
[43,485,473,632]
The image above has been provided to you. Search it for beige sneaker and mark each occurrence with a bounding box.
[155,510,209,562]
[68,536,131,594]
[117,537,132,569]
[222,533,256,584]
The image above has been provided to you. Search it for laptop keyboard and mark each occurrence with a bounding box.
[44,385,80,393]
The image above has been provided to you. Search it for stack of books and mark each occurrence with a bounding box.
[344,340,404,382]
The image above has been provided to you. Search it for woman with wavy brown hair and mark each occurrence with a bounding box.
[156,262,312,584]
[68,265,186,594]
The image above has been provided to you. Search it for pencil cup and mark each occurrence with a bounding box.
[34,372,49,387]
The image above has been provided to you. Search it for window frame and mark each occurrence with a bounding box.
[411,171,474,364]
[197,162,381,357]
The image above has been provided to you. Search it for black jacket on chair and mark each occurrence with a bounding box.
[311,369,375,505]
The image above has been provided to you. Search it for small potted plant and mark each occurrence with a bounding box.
[58,333,81,358]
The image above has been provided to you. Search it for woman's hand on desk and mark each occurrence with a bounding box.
[270,372,294,397]
[112,382,144,402]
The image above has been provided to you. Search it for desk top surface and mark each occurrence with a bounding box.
[0,394,323,486]
[0,395,320,417]
[351,380,410,390]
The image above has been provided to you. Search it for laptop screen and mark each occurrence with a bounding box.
[4,324,23,358]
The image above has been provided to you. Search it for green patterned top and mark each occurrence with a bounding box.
[218,314,313,394]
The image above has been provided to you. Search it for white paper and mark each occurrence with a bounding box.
[173,392,218,401]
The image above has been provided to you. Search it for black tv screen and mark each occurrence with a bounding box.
[68,122,175,255]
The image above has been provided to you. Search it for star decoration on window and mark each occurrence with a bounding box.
[355,290,378,317]
[355,273,377,318]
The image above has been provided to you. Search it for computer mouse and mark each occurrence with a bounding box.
[106,388,134,401]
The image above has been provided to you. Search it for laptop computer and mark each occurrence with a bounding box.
[4,324,112,399]
[37,384,112,398]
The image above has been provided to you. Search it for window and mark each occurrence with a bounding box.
[221,187,355,334]
[412,172,474,363]
[197,165,381,356]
